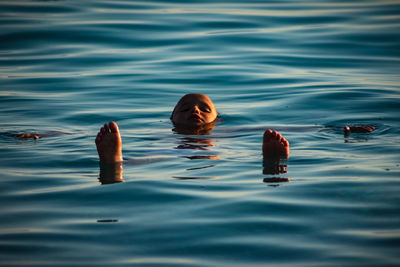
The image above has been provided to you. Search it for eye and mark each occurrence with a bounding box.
[200,106,211,113]
[179,105,190,112]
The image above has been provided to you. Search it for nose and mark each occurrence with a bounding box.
[192,106,201,114]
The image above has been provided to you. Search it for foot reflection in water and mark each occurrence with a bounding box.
[262,158,290,185]
[98,162,124,185]
[262,158,288,175]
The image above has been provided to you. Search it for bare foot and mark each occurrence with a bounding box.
[262,129,289,159]
[95,121,123,163]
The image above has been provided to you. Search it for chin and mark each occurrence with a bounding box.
[186,120,204,126]
[172,120,216,135]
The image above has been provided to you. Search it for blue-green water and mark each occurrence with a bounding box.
[1,0,400,266]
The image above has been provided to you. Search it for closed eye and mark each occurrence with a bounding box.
[179,105,190,112]
[200,105,211,112]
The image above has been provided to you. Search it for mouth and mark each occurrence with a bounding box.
[189,115,203,123]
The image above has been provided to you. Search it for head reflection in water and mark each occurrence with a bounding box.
[171,93,218,135]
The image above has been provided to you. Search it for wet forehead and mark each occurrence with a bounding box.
[178,94,214,108]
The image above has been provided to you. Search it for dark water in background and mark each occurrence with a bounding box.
[1,0,400,266]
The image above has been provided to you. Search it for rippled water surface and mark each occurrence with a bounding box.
[1,0,400,266]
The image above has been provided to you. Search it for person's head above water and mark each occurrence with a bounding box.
[171,93,218,127]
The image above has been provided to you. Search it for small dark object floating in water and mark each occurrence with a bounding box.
[263,177,290,183]
[173,176,214,180]
[97,219,118,223]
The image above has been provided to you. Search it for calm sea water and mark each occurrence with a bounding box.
[1,0,400,266]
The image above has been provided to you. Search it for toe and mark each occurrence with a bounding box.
[264,129,272,136]
[275,132,282,140]
[104,123,110,133]
[109,121,120,134]
[281,138,289,147]
[263,129,273,140]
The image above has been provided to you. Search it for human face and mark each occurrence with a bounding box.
[171,94,218,127]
